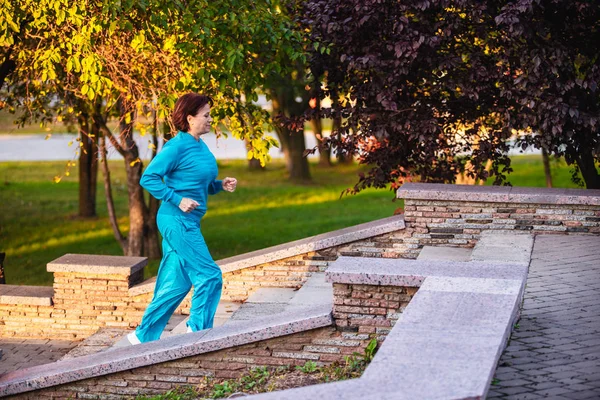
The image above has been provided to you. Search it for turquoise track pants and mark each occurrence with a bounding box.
[135,213,223,343]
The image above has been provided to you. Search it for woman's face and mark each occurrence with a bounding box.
[187,104,212,136]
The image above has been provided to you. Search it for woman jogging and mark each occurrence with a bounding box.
[122,93,237,345]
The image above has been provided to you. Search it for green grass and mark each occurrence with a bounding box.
[0,160,400,285]
[0,154,588,286]
[487,155,584,188]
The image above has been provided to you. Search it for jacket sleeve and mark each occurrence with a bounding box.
[208,179,223,195]
[140,143,183,207]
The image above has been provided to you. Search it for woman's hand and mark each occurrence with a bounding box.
[179,198,200,213]
[222,177,237,192]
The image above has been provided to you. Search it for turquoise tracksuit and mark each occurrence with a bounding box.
[136,131,224,342]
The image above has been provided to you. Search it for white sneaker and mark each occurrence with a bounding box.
[186,326,193,333]
[112,331,141,348]
[127,332,141,345]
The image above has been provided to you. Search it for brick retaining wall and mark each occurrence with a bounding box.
[6,282,418,399]
[396,184,600,257]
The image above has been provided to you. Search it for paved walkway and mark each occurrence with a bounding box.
[0,338,77,375]
[488,235,600,399]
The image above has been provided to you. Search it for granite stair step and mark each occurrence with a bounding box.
[417,246,472,262]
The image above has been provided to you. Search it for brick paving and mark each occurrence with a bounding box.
[488,235,600,400]
[0,338,77,375]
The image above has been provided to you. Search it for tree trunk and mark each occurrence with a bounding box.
[270,90,311,182]
[0,252,6,284]
[119,102,147,257]
[310,117,331,167]
[332,113,352,164]
[577,148,600,189]
[78,113,98,217]
[96,102,161,259]
[542,148,553,188]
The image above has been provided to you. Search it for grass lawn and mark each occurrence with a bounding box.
[0,160,401,286]
[0,154,586,286]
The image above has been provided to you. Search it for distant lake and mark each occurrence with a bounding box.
[0,131,540,162]
[0,132,320,162]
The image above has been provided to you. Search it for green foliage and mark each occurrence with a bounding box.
[363,338,378,362]
[2,0,305,165]
[296,361,318,373]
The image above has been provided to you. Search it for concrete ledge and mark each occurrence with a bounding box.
[217,216,404,274]
[47,254,147,275]
[0,285,53,306]
[397,182,600,206]
[0,305,333,397]
[325,256,528,287]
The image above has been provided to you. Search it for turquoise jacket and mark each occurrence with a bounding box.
[140,131,223,221]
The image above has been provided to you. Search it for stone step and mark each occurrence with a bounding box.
[245,287,297,304]
[417,246,472,262]
[169,300,241,335]
[288,273,332,309]
[471,231,533,264]
[148,274,331,337]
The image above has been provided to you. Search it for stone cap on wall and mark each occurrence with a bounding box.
[0,304,333,397]
[396,183,600,205]
[47,254,147,275]
[217,216,405,274]
[0,285,53,306]
[325,256,528,288]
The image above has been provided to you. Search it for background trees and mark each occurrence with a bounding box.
[1,0,303,257]
[494,0,600,188]
[302,0,600,191]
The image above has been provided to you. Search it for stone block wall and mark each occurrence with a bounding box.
[332,283,417,339]
[0,256,148,340]
[9,282,418,400]
[396,184,600,257]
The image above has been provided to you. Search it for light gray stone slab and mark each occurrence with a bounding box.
[398,290,520,330]
[419,276,523,295]
[471,231,534,265]
[326,256,528,287]
[471,245,532,264]
[245,288,297,304]
[217,216,405,274]
[47,254,147,275]
[0,305,332,397]
[417,246,472,262]
[288,287,332,308]
[0,285,53,306]
[0,285,19,296]
[228,303,288,321]
[300,273,330,288]
[397,182,600,205]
